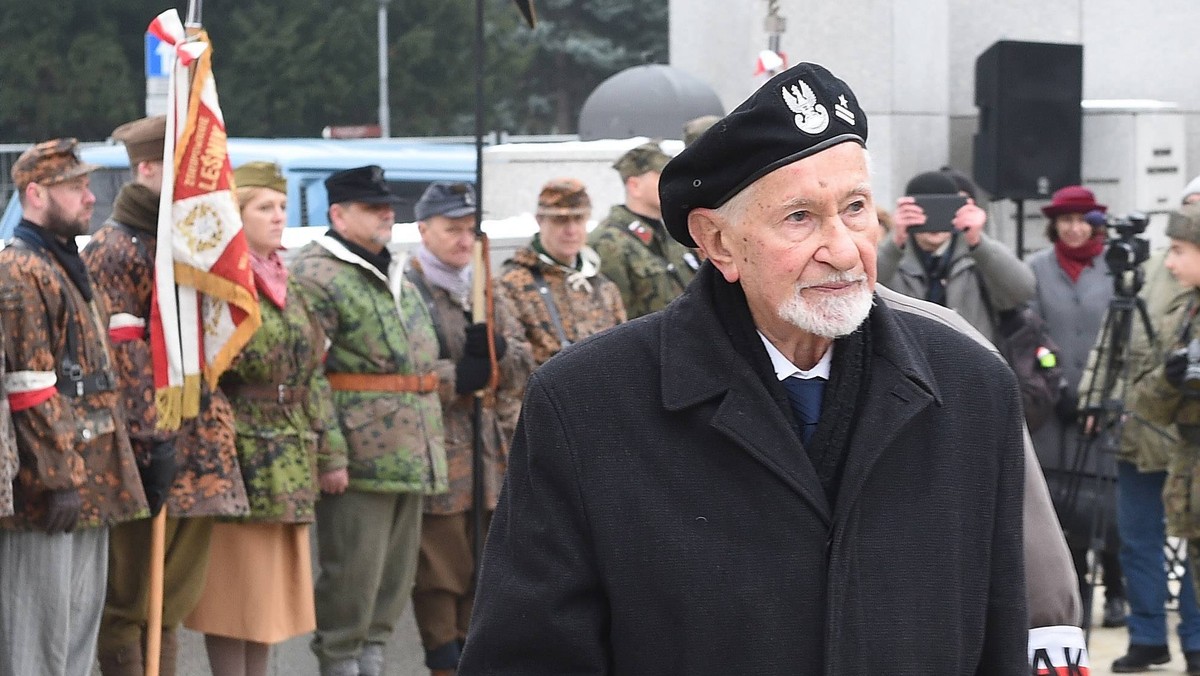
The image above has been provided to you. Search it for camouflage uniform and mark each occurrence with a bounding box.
[290,233,446,670]
[589,205,699,319]
[499,245,626,364]
[218,279,345,522]
[406,256,534,664]
[0,318,15,518]
[83,180,249,669]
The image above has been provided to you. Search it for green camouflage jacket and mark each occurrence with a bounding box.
[405,258,534,514]
[498,246,626,365]
[83,212,249,518]
[1079,251,1183,473]
[1128,277,1200,536]
[588,205,700,319]
[0,235,148,530]
[220,279,346,522]
[290,236,447,495]
[0,317,15,518]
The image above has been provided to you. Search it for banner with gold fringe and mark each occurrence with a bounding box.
[148,8,259,430]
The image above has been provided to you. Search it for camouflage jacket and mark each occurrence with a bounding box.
[0,231,147,530]
[588,205,700,319]
[0,317,15,518]
[290,236,446,494]
[498,246,626,365]
[219,279,346,523]
[405,258,534,514]
[82,217,249,518]
[1079,251,1183,473]
[1128,281,1200,536]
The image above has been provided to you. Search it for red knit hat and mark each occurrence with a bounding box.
[1041,185,1106,218]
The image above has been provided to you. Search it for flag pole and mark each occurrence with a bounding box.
[145,6,203,673]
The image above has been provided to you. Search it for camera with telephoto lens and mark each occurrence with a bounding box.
[1102,211,1151,275]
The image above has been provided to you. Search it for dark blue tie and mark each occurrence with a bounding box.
[782,376,825,445]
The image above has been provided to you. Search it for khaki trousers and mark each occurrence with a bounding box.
[311,490,422,667]
[412,512,487,653]
[98,516,213,654]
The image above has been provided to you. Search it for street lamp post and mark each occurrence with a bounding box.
[378,0,391,138]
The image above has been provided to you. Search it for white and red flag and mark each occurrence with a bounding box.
[147,9,259,429]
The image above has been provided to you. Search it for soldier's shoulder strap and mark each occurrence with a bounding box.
[402,261,451,360]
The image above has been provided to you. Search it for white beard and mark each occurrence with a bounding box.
[777,272,874,338]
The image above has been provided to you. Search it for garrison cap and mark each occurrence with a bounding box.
[659,62,868,247]
[536,178,592,216]
[233,161,286,194]
[613,142,671,181]
[11,138,99,192]
[1166,203,1200,247]
[112,115,166,166]
[415,181,476,221]
[325,165,398,206]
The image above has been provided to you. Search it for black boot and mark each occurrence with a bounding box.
[1112,644,1170,672]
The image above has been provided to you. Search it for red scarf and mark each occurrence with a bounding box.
[1054,233,1105,283]
[250,249,288,308]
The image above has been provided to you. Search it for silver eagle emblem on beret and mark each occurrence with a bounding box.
[781,79,830,135]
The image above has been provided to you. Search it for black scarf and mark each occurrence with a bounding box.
[708,268,871,506]
[911,232,959,307]
[13,219,93,301]
[110,182,159,234]
[328,230,392,277]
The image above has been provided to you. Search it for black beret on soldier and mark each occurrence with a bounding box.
[659,62,868,247]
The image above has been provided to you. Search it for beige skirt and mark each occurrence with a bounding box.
[184,521,315,644]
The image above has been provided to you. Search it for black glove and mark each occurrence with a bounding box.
[464,323,507,360]
[139,440,178,517]
[1055,387,1079,425]
[1166,349,1190,389]
[42,489,82,534]
[455,356,492,395]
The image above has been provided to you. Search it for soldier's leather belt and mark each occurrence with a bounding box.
[56,368,117,399]
[222,383,308,405]
[326,372,440,394]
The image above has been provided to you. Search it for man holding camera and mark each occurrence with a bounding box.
[877,169,1036,343]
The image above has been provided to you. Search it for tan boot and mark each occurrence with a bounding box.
[97,642,144,676]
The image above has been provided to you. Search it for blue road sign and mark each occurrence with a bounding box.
[145,33,171,78]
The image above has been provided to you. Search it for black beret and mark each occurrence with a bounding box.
[659,62,868,247]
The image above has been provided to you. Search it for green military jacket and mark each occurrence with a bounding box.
[220,277,346,522]
[588,205,700,319]
[1128,267,1200,536]
[290,236,447,495]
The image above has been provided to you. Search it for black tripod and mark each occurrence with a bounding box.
[1060,259,1155,640]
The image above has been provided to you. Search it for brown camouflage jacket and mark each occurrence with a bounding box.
[0,317,15,518]
[0,233,147,530]
[219,279,344,523]
[406,258,534,514]
[82,215,249,518]
[588,205,700,319]
[498,246,626,365]
[290,236,446,494]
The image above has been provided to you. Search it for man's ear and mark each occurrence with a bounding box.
[688,209,739,283]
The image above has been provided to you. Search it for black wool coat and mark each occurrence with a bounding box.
[460,265,1028,675]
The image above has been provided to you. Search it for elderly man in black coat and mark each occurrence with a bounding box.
[460,62,1030,675]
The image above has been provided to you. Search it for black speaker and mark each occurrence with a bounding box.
[973,40,1083,200]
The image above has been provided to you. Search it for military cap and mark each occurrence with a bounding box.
[233,161,286,194]
[11,138,99,192]
[415,181,476,221]
[613,142,671,181]
[536,178,592,216]
[1166,203,1200,247]
[325,165,399,206]
[682,115,722,147]
[112,115,166,166]
[659,62,868,247]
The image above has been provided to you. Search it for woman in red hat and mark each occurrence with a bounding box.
[1027,184,1127,628]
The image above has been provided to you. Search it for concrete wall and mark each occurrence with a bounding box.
[669,0,1200,249]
